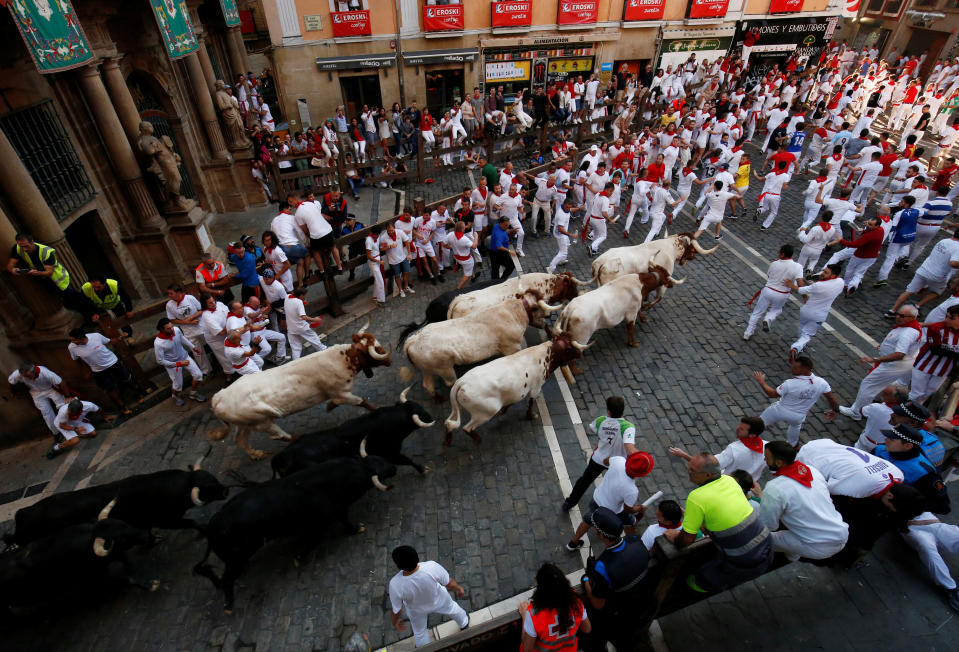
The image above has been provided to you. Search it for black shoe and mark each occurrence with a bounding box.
[762,320,770,332]
[45,447,60,460]
[561,499,573,512]
[460,615,470,630]
[947,588,959,612]
[438,274,447,283]
[565,539,585,552]
[348,271,356,281]
[847,285,857,295]
[883,309,897,318]
[430,276,438,285]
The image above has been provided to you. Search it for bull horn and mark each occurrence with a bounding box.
[412,414,435,428]
[537,300,563,312]
[360,436,369,458]
[193,456,202,472]
[355,317,370,336]
[663,227,668,238]
[560,365,575,385]
[667,274,686,285]
[570,340,592,351]
[571,274,597,286]
[691,239,719,254]
[399,385,411,403]
[93,537,111,557]
[367,340,390,361]
[190,487,205,506]
[98,498,117,521]
[371,475,389,491]
[516,275,526,295]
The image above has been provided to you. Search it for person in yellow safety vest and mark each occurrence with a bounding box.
[6,233,90,317]
[82,276,135,337]
[194,251,236,304]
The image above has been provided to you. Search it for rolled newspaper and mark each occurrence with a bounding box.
[641,490,664,508]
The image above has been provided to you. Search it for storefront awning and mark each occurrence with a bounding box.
[315,53,395,71]
[402,49,479,66]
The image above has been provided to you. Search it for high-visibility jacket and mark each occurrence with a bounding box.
[16,243,69,290]
[81,279,121,310]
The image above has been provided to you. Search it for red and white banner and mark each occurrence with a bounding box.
[491,1,532,28]
[330,10,371,37]
[557,1,599,26]
[688,0,729,19]
[624,0,666,20]
[423,4,464,31]
[768,0,804,13]
[842,0,860,18]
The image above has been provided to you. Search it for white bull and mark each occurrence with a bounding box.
[591,233,717,285]
[443,332,587,444]
[400,296,561,399]
[208,320,391,460]
[447,272,590,319]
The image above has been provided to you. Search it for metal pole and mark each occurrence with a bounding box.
[393,0,407,108]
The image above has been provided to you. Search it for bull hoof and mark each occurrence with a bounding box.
[247,449,269,461]
[269,434,292,441]
[326,402,338,412]
[637,315,648,324]
[207,426,230,442]
[420,465,431,475]
[149,580,160,592]
[628,340,638,348]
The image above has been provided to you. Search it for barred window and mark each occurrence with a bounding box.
[0,100,95,222]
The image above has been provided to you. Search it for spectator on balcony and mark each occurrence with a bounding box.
[349,118,367,163]
[334,106,352,153]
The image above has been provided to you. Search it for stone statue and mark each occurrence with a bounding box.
[137,120,188,209]
[214,80,250,149]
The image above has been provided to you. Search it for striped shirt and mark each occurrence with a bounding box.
[914,322,959,376]
[920,197,953,225]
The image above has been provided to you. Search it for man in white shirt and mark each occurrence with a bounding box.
[223,329,262,376]
[849,152,884,206]
[790,263,845,354]
[839,305,924,420]
[669,416,768,481]
[68,328,143,415]
[644,180,679,244]
[270,204,309,289]
[547,198,575,274]
[389,545,468,647]
[243,296,288,362]
[693,180,739,241]
[199,295,235,378]
[445,222,477,289]
[755,441,849,561]
[586,182,616,256]
[886,229,959,316]
[566,453,653,550]
[226,301,271,361]
[47,398,100,459]
[753,355,839,446]
[796,438,905,498]
[854,385,908,452]
[498,185,527,257]
[293,193,336,278]
[531,174,557,236]
[283,286,326,360]
[754,167,790,230]
[382,220,417,294]
[153,318,206,406]
[366,223,386,306]
[744,245,804,340]
[8,362,71,440]
[165,285,213,375]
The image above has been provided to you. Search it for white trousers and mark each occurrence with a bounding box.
[909,367,948,403]
[408,596,469,647]
[771,530,847,561]
[205,337,235,376]
[845,256,877,290]
[791,313,826,353]
[589,217,607,252]
[851,361,914,414]
[759,195,782,229]
[421,130,435,151]
[532,199,552,233]
[234,354,263,376]
[288,330,327,360]
[760,402,808,446]
[547,234,569,273]
[625,197,647,232]
[877,242,910,281]
[800,203,821,229]
[258,328,287,359]
[849,183,873,206]
[182,332,213,375]
[31,389,68,435]
[644,212,667,243]
[165,357,203,392]
[902,521,959,590]
[797,245,825,272]
[369,261,385,303]
[745,287,790,337]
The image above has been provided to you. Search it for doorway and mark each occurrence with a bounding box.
[65,211,121,284]
[426,68,464,116]
[905,28,948,79]
[340,74,382,120]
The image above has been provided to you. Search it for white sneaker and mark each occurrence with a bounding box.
[407,287,415,294]
[838,406,862,421]
[400,290,406,298]
[518,251,526,257]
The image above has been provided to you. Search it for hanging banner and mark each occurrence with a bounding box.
[842,0,860,18]
[732,17,835,78]
[423,4,464,32]
[688,0,730,19]
[557,1,599,26]
[2,0,94,73]
[769,0,804,12]
[491,1,532,28]
[331,10,371,37]
[219,0,241,27]
[624,0,666,21]
[148,0,199,60]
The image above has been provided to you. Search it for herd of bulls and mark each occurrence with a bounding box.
[0,233,715,619]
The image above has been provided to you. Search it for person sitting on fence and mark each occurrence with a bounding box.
[343,154,363,200]
[340,214,365,281]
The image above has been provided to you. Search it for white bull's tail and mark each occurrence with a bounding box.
[444,382,464,433]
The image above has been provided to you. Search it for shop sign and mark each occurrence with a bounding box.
[315,53,395,71]
[403,49,479,65]
[546,58,594,84]
[557,1,599,26]
[624,0,666,21]
[331,11,371,37]
[423,4,464,31]
[491,1,532,28]
[688,0,730,19]
[485,60,531,82]
[768,0,804,13]
[733,17,833,62]
[303,14,323,31]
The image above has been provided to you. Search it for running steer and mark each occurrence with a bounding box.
[399,296,562,399]
[208,319,392,460]
[270,387,435,477]
[421,277,505,326]
[443,331,587,444]
[0,500,156,609]
[194,456,397,613]
[446,272,590,319]
[7,460,228,546]
[591,233,717,285]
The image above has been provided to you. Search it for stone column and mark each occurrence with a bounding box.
[101,57,143,148]
[0,128,85,287]
[197,39,217,91]
[77,63,166,231]
[225,26,248,77]
[183,52,231,160]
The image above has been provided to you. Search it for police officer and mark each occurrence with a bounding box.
[6,232,88,316]
[579,506,652,652]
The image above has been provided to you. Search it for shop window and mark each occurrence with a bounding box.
[329,1,368,9]
[914,0,938,6]
[0,100,95,222]
[882,0,904,14]
[426,69,464,116]
[865,0,885,10]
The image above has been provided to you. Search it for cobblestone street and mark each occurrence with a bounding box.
[2,135,959,651]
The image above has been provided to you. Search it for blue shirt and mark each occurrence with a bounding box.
[921,197,953,224]
[229,251,259,287]
[334,114,348,133]
[787,131,806,153]
[891,207,920,244]
[490,223,511,252]
[832,130,853,150]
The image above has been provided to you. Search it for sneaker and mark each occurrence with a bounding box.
[565,539,585,552]
[729,213,739,220]
[407,287,415,294]
[714,234,722,240]
[561,499,573,512]
[901,261,911,270]
[760,225,769,231]
[762,320,770,333]
[517,251,526,257]
[623,230,629,238]
[188,391,207,403]
[873,280,888,288]
[400,290,406,298]
[847,285,857,296]
[743,332,752,341]
[838,406,862,421]
[430,276,438,285]
[883,309,897,319]
[174,395,186,407]
[45,446,60,460]
[459,615,470,631]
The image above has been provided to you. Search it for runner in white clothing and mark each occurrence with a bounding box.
[754,167,790,230]
[585,182,616,256]
[223,330,262,376]
[790,264,845,354]
[753,356,839,446]
[644,180,681,243]
[388,546,468,648]
[547,198,575,274]
[854,386,907,452]
[796,438,904,498]
[797,214,840,272]
[668,416,768,481]
[693,181,739,240]
[445,223,477,288]
[744,245,804,340]
[283,286,327,359]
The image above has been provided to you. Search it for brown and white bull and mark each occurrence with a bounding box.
[591,232,717,286]
[447,272,590,319]
[400,296,562,399]
[557,265,680,372]
[443,332,587,444]
[208,320,392,460]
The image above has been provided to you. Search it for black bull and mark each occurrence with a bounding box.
[270,397,435,478]
[194,456,397,612]
[7,468,229,546]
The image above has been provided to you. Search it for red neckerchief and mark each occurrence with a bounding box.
[600,190,610,198]
[287,294,296,299]
[831,153,842,161]
[901,319,923,335]
[819,221,832,231]
[775,461,814,487]
[914,184,927,189]
[205,305,217,312]
[454,231,465,239]
[229,310,244,318]
[156,331,173,340]
[398,215,411,223]
[34,366,41,376]
[224,339,240,348]
[815,175,828,183]
[738,436,764,454]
